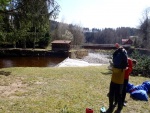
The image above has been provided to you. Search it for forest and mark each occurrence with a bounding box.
[0,0,150,49]
[84,27,138,44]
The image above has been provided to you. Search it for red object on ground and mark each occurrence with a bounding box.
[86,108,93,113]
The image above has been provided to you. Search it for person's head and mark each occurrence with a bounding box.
[118,46,128,55]
[132,59,137,66]
[115,43,120,48]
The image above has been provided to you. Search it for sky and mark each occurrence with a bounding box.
[56,0,150,29]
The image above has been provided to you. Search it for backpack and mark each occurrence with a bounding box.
[113,48,128,69]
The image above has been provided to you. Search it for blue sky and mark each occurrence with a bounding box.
[56,0,150,29]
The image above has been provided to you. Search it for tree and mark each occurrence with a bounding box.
[0,0,11,11]
[62,30,73,40]
[17,0,60,48]
[56,22,69,39]
[139,7,150,48]
[0,0,60,49]
[69,24,85,46]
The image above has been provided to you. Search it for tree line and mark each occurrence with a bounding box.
[84,27,138,45]
[83,8,150,50]
[50,7,150,49]
[50,21,140,47]
[0,0,150,49]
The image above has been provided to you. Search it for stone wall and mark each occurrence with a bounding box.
[0,49,69,57]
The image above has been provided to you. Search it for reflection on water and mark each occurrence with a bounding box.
[0,57,65,68]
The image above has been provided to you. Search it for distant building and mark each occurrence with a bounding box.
[129,36,139,42]
[122,38,133,45]
[51,40,71,52]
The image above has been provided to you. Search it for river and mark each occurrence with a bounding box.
[0,56,65,68]
[0,53,110,68]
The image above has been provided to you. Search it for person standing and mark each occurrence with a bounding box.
[107,45,128,113]
[122,58,137,106]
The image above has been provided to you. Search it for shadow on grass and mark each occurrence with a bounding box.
[0,71,11,76]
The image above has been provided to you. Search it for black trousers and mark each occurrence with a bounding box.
[122,79,129,103]
[109,81,123,109]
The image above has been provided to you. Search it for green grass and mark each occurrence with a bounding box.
[0,65,149,113]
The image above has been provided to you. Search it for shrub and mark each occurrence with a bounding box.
[131,50,150,77]
[38,33,51,48]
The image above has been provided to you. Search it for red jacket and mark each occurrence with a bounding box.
[124,58,133,79]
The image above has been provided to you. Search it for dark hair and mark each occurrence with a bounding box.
[132,59,137,65]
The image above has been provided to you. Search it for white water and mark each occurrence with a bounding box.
[57,53,111,67]
[82,53,110,64]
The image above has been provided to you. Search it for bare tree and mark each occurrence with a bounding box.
[139,7,150,48]
[58,22,69,39]
[51,22,69,40]
[62,30,73,40]
[69,24,85,47]
[51,22,84,48]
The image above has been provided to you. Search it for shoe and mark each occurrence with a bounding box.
[115,108,122,113]
[106,107,113,113]
[107,93,109,97]
[123,103,127,106]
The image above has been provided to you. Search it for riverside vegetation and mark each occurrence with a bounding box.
[0,65,149,113]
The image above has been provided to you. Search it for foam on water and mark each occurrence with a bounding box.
[83,53,110,64]
[57,53,110,67]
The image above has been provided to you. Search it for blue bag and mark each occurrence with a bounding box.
[131,90,148,101]
[142,81,150,93]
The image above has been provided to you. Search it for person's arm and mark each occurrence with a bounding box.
[122,53,128,69]
[128,59,133,74]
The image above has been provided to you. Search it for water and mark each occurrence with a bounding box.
[83,53,110,64]
[0,53,111,68]
[0,56,65,68]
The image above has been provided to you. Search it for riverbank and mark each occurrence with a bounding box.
[0,48,68,57]
[0,48,88,58]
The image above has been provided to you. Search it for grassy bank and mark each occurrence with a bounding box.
[0,66,149,113]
